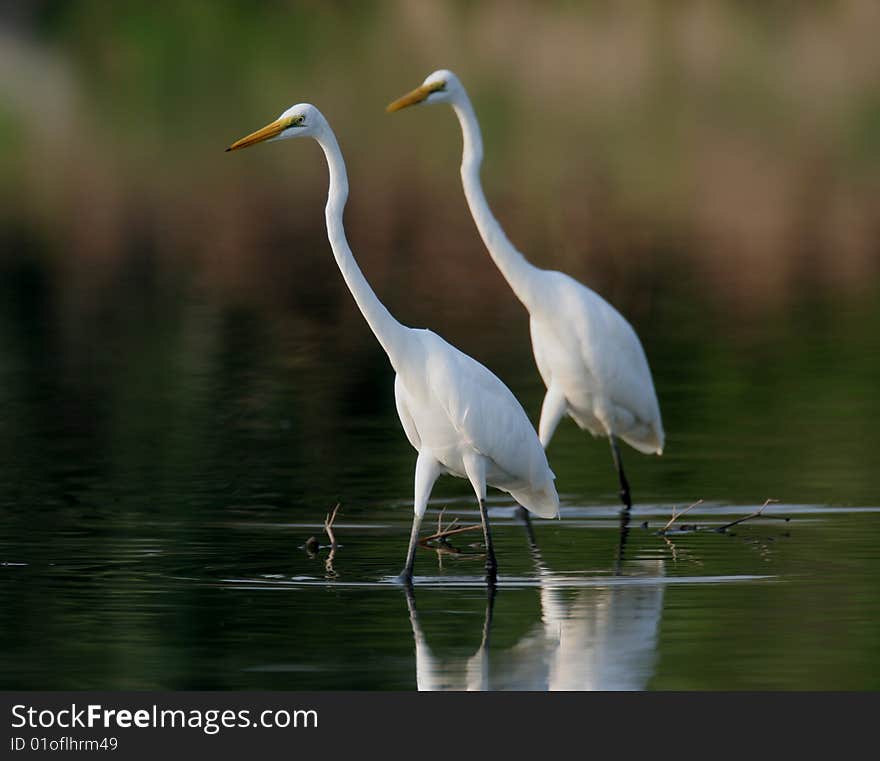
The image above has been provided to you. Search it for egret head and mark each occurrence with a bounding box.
[386,69,463,113]
[226,103,326,152]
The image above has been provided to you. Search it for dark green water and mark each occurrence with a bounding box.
[1,263,879,690]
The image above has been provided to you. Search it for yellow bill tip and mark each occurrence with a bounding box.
[225,117,292,153]
[386,83,441,113]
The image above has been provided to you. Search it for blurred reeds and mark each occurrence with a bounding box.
[0,0,878,343]
[2,7,880,687]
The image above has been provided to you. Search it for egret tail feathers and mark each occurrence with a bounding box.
[620,424,664,456]
[509,482,560,519]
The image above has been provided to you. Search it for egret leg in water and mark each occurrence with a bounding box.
[610,435,633,511]
[400,514,423,585]
[479,499,498,583]
[517,505,536,547]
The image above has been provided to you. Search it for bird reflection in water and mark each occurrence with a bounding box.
[404,511,665,691]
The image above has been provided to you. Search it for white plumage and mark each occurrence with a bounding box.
[394,330,559,519]
[527,270,663,455]
[389,70,664,508]
[226,103,558,583]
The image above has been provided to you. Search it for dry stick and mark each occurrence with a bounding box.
[444,517,461,534]
[715,498,779,533]
[432,508,466,566]
[660,499,704,534]
[323,503,341,578]
[434,508,461,537]
[418,523,484,546]
[324,503,341,548]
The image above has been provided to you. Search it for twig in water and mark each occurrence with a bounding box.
[659,499,703,534]
[715,499,779,533]
[419,522,484,546]
[323,503,341,578]
[324,503,341,548]
[433,507,461,540]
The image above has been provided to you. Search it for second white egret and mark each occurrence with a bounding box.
[388,71,665,511]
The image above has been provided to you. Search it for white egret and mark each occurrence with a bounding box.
[388,71,664,511]
[226,103,559,583]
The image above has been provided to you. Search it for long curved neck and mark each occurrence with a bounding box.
[454,93,541,308]
[316,128,407,361]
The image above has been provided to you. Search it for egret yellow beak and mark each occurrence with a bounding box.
[225,117,293,152]
[386,82,444,113]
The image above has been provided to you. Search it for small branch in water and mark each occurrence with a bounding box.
[715,498,779,533]
[420,509,485,567]
[324,503,341,548]
[655,498,787,538]
[323,503,341,579]
[434,507,461,539]
[302,504,344,575]
[443,517,461,534]
[419,523,483,546]
[659,499,703,535]
[418,507,481,546]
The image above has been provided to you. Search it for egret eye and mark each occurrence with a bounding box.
[293,115,305,126]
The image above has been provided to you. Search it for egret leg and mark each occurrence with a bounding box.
[609,435,632,512]
[400,514,423,585]
[518,504,552,578]
[538,387,567,449]
[399,450,441,584]
[516,505,536,547]
[478,498,498,583]
[463,454,497,584]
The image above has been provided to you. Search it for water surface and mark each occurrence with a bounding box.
[3,496,879,690]
[1,286,878,690]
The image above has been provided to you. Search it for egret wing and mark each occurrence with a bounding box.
[567,278,664,449]
[421,332,554,488]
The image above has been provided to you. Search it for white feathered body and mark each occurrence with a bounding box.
[392,328,559,518]
[528,270,664,455]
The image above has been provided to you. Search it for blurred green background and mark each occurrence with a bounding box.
[1,0,877,505]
